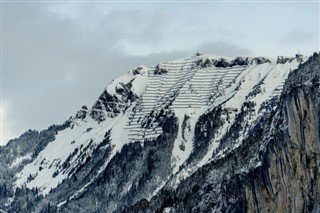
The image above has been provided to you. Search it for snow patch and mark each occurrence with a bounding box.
[9,153,32,169]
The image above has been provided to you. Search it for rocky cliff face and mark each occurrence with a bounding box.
[0,53,319,213]
[246,53,320,213]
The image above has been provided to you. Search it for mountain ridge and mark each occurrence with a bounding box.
[0,52,319,213]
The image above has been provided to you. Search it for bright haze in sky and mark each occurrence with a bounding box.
[1,1,319,145]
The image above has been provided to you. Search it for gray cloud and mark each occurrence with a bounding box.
[281,28,318,44]
[1,3,191,144]
[1,2,319,145]
[196,41,254,57]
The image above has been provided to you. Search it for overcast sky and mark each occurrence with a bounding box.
[1,1,319,145]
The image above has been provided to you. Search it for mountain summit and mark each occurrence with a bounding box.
[1,53,319,213]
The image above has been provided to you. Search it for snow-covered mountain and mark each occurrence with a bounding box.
[0,52,319,213]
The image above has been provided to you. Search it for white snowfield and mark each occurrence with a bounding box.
[14,54,303,197]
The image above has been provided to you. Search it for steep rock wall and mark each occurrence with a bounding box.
[243,86,320,213]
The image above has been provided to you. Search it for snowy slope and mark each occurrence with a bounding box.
[12,53,305,208]
[14,66,148,195]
